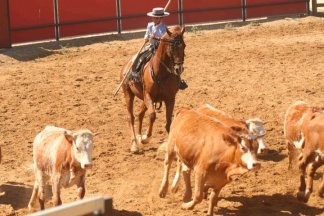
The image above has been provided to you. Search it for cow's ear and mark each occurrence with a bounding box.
[230,126,242,132]
[64,131,74,143]
[223,134,236,146]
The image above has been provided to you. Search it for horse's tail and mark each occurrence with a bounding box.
[154,102,163,110]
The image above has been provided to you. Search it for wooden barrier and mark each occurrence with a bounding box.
[0,0,11,48]
[312,0,324,14]
[29,196,113,216]
[1,0,309,48]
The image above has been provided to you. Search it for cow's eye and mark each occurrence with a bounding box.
[240,145,248,152]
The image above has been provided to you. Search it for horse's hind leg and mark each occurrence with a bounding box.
[137,102,147,144]
[123,86,139,153]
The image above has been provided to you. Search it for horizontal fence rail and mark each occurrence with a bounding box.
[29,196,113,216]
[0,0,309,48]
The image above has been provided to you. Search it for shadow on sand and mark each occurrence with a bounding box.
[0,31,144,62]
[0,181,33,210]
[217,193,324,216]
[112,209,142,216]
[258,149,286,163]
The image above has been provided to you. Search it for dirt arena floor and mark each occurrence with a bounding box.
[0,16,323,216]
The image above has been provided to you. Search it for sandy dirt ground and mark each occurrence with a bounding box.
[0,16,323,216]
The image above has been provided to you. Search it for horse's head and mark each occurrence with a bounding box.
[160,25,186,75]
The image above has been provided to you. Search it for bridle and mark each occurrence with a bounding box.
[152,36,185,76]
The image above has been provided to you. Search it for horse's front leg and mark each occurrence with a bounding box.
[137,102,147,144]
[141,93,155,144]
[165,98,175,133]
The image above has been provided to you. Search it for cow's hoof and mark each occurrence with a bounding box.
[171,184,179,193]
[159,189,166,198]
[297,191,308,203]
[141,134,152,144]
[318,187,324,197]
[183,192,192,203]
[159,183,168,198]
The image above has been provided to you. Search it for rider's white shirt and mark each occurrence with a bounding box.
[144,22,167,47]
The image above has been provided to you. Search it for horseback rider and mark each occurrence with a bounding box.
[134,7,188,90]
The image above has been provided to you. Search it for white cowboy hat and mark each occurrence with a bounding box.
[147,7,170,17]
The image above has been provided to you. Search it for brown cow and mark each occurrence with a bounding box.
[28,126,94,211]
[170,104,266,195]
[159,108,260,215]
[296,110,324,202]
[284,101,324,169]
[197,104,267,155]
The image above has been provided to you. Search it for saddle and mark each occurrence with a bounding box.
[128,46,154,83]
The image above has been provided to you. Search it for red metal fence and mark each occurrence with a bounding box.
[0,0,308,48]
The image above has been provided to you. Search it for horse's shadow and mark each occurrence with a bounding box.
[217,193,324,216]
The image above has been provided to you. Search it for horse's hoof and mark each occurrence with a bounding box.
[141,134,152,144]
[181,201,194,210]
[171,184,179,193]
[130,144,140,153]
[136,134,142,144]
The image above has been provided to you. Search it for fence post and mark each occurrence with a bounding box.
[178,0,183,26]
[53,0,60,41]
[242,0,247,21]
[116,0,121,34]
[306,0,310,14]
[312,0,317,14]
[0,0,11,48]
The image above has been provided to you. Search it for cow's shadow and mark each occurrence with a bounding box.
[112,209,142,216]
[0,181,33,210]
[258,149,286,162]
[0,181,53,210]
[217,193,324,216]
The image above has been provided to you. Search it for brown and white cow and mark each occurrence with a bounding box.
[284,101,324,169]
[197,104,267,155]
[28,125,94,211]
[296,110,324,202]
[159,108,260,215]
[170,104,266,195]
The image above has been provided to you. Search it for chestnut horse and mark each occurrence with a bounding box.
[121,25,186,153]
